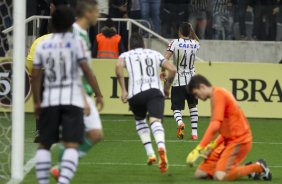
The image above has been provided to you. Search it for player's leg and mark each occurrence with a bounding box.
[213,141,271,181]
[195,143,225,180]
[147,90,168,173]
[171,86,186,139]
[128,94,156,165]
[58,106,84,184]
[35,107,60,184]
[79,95,103,158]
[187,89,199,140]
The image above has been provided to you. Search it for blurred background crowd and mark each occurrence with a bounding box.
[33,0,282,41]
[1,0,282,57]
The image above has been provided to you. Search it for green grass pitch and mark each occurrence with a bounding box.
[19,114,282,184]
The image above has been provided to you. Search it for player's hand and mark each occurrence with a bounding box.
[34,103,41,119]
[121,90,128,103]
[186,145,204,167]
[160,72,167,81]
[84,102,90,116]
[95,96,104,112]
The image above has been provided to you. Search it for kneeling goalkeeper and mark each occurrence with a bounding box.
[186,75,272,181]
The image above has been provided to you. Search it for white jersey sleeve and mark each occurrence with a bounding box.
[33,45,43,69]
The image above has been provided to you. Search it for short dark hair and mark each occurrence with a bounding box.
[130,33,144,49]
[51,6,75,33]
[179,22,191,37]
[76,0,98,17]
[187,74,212,93]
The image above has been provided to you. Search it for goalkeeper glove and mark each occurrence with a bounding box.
[201,141,218,159]
[186,145,205,167]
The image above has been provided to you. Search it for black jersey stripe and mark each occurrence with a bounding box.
[177,50,180,86]
[128,56,135,96]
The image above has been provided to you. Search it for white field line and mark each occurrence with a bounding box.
[79,162,282,168]
[8,139,282,183]
[103,139,282,145]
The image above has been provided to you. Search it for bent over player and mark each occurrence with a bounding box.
[186,75,272,181]
[32,6,102,184]
[116,34,177,173]
[164,22,200,140]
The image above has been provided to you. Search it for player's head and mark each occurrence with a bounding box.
[51,6,75,33]
[76,0,99,26]
[178,22,191,38]
[130,33,145,50]
[188,74,212,101]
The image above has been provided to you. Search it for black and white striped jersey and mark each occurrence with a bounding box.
[119,48,165,99]
[33,33,87,108]
[167,38,200,87]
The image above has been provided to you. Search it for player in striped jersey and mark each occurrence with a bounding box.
[50,0,104,179]
[116,34,177,173]
[164,22,200,140]
[32,6,101,184]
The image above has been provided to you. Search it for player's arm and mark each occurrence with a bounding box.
[80,62,104,111]
[115,58,128,103]
[162,58,176,97]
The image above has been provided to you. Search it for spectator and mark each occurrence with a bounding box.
[161,0,188,38]
[140,0,161,34]
[93,18,125,58]
[97,0,109,17]
[234,0,251,39]
[251,0,277,40]
[188,0,208,39]
[274,0,282,41]
[129,0,142,19]
[109,0,129,49]
[212,0,235,40]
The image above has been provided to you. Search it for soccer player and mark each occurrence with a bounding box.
[186,75,272,181]
[32,6,102,184]
[116,34,177,173]
[51,0,104,178]
[164,22,200,140]
[26,34,51,143]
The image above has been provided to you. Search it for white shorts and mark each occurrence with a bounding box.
[84,95,102,132]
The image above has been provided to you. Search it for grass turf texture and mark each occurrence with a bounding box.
[17,114,282,184]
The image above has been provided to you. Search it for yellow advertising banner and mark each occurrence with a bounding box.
[0,58,281,118]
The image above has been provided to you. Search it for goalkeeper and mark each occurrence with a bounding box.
[186,75,272,181]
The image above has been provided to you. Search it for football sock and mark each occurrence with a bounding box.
[189,107,198,136]
[173,110,183,126]
[35,149,51,184]
[136,120,155,156]
[225,163,263,181]
[58,148,79,184]
[78,137,93,158]
[150,121,166,151]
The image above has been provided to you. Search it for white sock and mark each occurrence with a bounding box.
[190,107,198,136]
[35,149,51,184]
[173,110,183,126]
[58,148,79,184]
[136,120,155,156]
[150,121,166,151]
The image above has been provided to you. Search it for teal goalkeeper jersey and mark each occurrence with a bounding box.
[73,23,93,96]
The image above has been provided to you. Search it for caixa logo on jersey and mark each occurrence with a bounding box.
[230,79,282,102]
[0,61,31,107]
